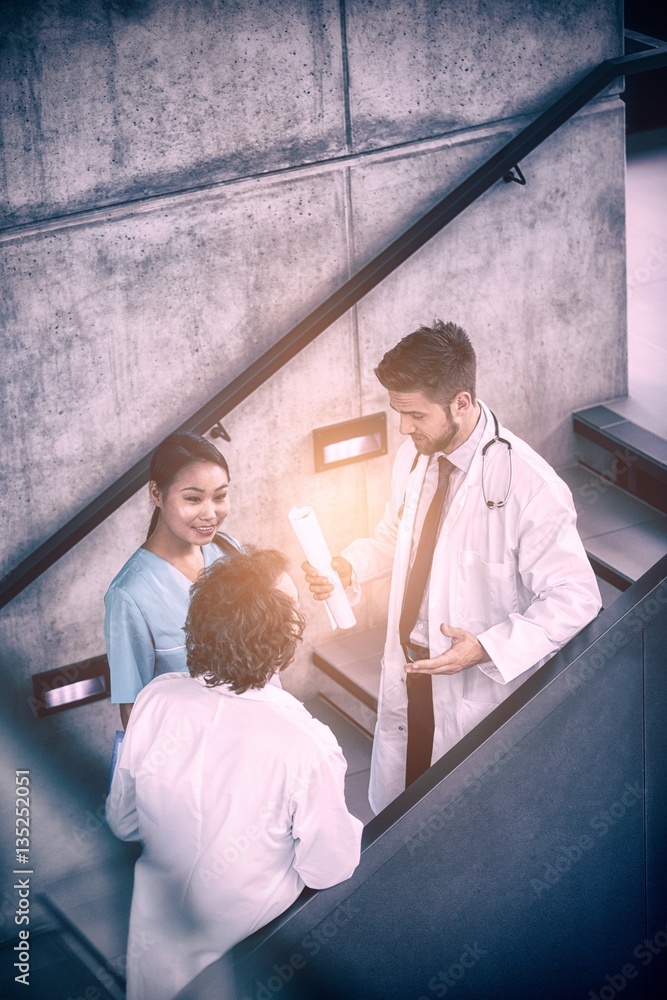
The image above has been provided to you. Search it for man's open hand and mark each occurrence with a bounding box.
[405,623,488,674]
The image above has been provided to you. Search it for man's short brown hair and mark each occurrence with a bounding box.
[374,320,477,405]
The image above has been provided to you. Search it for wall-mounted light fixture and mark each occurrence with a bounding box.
[313,412,387,472]
[31,655,110,719]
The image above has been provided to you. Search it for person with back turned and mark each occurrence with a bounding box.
[107,547,362,1000]
[304,321,601,813]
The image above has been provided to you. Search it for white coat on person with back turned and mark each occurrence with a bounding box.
[106,547,362,1000]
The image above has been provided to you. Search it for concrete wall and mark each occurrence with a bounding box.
[0,0,626,891]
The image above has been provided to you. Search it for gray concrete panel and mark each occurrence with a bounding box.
[345,0,623,152]
[0,0,346,227]
[351,102,627,469]
[0,168,350,574]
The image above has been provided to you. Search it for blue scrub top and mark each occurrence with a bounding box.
[104,537,240,704]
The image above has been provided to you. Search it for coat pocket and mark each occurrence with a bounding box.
[455,550,518,629]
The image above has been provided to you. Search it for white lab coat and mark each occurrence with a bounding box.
[106,672,362,1000]
[342,401,601,813]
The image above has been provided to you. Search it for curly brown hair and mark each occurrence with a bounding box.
[185,548,306,694]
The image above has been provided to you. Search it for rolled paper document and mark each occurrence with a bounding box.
[288,506,357,630]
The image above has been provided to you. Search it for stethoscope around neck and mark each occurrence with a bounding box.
[482,410,513,509]
[404,409,513,514]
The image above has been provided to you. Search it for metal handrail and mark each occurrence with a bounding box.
[2,30,666,609]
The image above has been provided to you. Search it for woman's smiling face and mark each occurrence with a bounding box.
[150,461,230,548]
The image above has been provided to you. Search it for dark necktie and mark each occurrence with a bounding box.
[400,456,455,788]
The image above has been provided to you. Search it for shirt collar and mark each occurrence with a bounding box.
[193,671,295,704]
[432,405,487,474]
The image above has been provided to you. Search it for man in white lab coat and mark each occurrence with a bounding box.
[106,548,362,1000]
[304,321,601,814]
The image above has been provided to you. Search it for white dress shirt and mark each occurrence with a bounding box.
[408,409,488,649]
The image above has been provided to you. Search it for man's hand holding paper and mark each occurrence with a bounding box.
[302,556,353,599]
[288,507,356,630]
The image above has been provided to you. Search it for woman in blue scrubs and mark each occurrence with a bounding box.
[104,431,240,728]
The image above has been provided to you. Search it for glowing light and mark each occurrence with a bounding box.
[323,432,383,465]
[44,675,107,708]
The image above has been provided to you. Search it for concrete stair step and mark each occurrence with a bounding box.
[312,624,384,714]
[573,403,667,514]
[0,891,128,998]
[560,464,667,591]
[304,695,373,823]
[37,849,138,984]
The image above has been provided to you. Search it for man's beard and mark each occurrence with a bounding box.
[412,415,459,455]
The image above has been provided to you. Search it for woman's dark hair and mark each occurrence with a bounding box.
[185,548,306,694]
[146,432,230,540]
[374,320,477,405]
